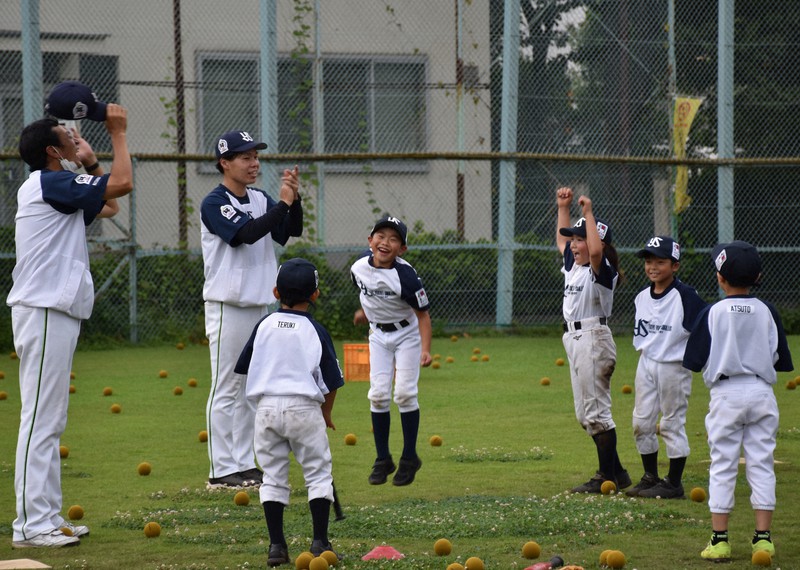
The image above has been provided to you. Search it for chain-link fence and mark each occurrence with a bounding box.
[1,0,798,345]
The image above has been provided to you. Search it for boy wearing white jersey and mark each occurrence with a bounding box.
[235,258,344,567]
[683,241,793,562]
[351,215,432,487]
[627,236,707,499]
[201,130,302,489]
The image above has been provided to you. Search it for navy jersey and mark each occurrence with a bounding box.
[350,252,430,323]
[8,170,109,319]
[683,295,793,387]
[633,278,707,362]
[236,309,344,403]
[561,245,617,321]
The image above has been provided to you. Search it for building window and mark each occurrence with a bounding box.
[197,53,427,172]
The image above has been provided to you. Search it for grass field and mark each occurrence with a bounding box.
[1,334,799,569]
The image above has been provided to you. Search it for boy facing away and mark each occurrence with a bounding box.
[627,236,707,499]
[235,258,344,567]
[683,241,793,562]
[350,215,432,487]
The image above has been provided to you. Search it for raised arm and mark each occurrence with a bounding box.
[578,195,604,274]
[102,104,133,200]
[556,187,574,253]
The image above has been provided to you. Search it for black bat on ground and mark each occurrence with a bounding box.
[332,482,345,520]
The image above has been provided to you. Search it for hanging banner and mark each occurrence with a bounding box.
[673,96,703,214]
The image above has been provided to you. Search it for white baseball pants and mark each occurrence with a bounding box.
[367,322,421,413]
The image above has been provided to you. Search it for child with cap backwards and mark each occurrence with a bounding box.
[350,215,432,487]
[555,187,630,493]
[234,258,344,567]
[626,236,707,499]
[683,241,793,562]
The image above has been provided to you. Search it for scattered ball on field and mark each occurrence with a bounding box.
[445,356,454,363]
[433,353,441,360]
[430,435,443,447]
[752,549,772,566]
[555,357,565,366]
[606,549,626,568]
[198,430,208,442]
[143,521,161,538]
[294,552,314,570]
[431,361,441,369]
[450,335,458,342]
[69,384,76,394]
[472,347,481,354]
[158,369,168,378]
[59,445,69,458]
[795,375,800,383]
[434,538,452,556]
[447,564,465,570]
[522,540,541,559]
[465,556,484,570]
[481,354,489,361]
[173,386,183,396]
[470,355,479,362]
[110,403,122,414]
[786,380,796,390]
[234,491,250,506]
[10,351,17,360]
[188,378,198,387]
[319,550,338,566]
[201,338,209,346]
[67,505,84,520]
[137,462,152,476]
[0,371,5,379]
[601,480,617,495]
[60,525,75,536]
[621,384,632,394]
[308,556,328,570]
[690,487,707,502]
[102,387,113,396]
[344,433,357,445]
[70,371,76,379]
[0,391,7,400]
[599,549,613,565]
[176,342,185,350]
[540,377,551,386]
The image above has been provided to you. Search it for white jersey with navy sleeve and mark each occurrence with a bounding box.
[235,309,344,403]
[350,253,430,324]
[632,278,707,363]
[8,169,108,319]
[201,185,289,307]
[683,295,793,387]
[561,246,617,322]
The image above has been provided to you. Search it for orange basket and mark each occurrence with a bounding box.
[343,343,370,382]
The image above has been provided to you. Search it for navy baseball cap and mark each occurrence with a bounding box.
[45,81,107,122]
[559,217,613,243]
[215,130,267,159]
[636,236,680,262]
[711,240,762,287]
[276,258,319,302]
[371,215,408,245]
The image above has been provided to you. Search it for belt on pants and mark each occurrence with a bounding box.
[563,316,607,333]
[374,319,411,332]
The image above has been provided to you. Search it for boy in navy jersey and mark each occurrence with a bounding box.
[683,241,793,562]
[235,258,344,566]
[627,236,706,499]
[350,215,432,486]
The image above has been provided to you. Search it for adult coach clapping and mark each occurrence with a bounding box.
[9,87,132,548]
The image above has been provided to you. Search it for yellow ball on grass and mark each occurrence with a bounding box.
[137,462,152,476]
[470,355,479,362]
[102,387,113,396]
[445,356,454,363]
[173,386,183,396]
[144,521,161,538]
[621,384,633,394]
[67,505,84,520]
[599,549,613,566]
[606,549,626,568]
[431,361,441,369]
[70,371,76,379]
[0,391,7,400]
[447,565,465,570]
[555,357,565,366]
[472,347,481,354]
[433,538,452,555]
[308,556,328,570]
[294,552,314,570]
[234,491,250,506]
[540,377,551,386]
[786,380,796,390]
[110,403,122,414]
[69,384,76,394]
[176,342,185,350]
[158,369,168,378]
[450,335,459,342]
[522,540,541,559]
[0,370,5,379]
[187,378,198,387]
[198,430,208,442]
[752,549,772,566]
[59,445,70,458]
[601,480,617,495]
[344,433,357,445]
[481,354,490,361]
[690,487,707,502]
[9,351,17,360]
[319,550,338,566]
[430,435,443,446]
[465,556,484,570]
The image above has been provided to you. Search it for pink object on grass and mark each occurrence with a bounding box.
[361,545,405,560]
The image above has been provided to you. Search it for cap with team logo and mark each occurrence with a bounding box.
[711,240,762,287]
[276,258,320,304]
[45,81,107,122]
[371,215,408,245]
[215,130,267,159]
[559,217,613,243]
[636,236,680,262]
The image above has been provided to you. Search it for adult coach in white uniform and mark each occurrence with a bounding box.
[201,130,302,488]
[9,88,133,548]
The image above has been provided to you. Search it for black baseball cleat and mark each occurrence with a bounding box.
[368,456,396,485]
[267,543,289,567]
[238,467,263,486]
[310,539,340,559]
[616,469,632,490]
[207,472,250,489]
[392,456,422,486]
[626,472,660,497]
[637,476,685,499]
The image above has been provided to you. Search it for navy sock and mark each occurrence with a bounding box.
[262,501,286,546]
[400,409,420,460]
[593,429,618,480]
[641,452,659,478]
[753,530,771,543]
[711,530,728,545]
[309,498,330,543]
[371,411,391,460]
[667,457,686,486]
